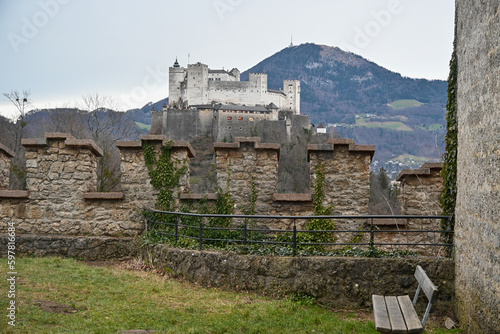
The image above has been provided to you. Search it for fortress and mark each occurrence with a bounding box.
[168,59,300,115]
[153,60,302,142]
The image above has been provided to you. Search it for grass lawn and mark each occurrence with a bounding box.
[0,257,461,333]
[355,117,413,131]
[388,99,424,109]
[394,154,441,165]
[135,122,151,131]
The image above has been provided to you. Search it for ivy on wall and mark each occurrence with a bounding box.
[305,162,336,244]
[143,141,188,211]
[440,50,457,248]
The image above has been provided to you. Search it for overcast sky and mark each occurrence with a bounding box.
[0,0,455,119]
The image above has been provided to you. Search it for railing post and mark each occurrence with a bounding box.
[151,217,157,232]
[293,224,297,256]
[243,222,248,245]
[175,216,179,242]
[370,217,374,248]
[199,219,204,251]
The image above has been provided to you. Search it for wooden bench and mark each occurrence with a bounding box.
[372,265,438,333]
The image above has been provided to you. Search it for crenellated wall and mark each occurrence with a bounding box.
[214,137,280,217]
[307,139,375,242]
[390,162,445,256]
[308,138,374,216]
[0,133,193,239]
[1,133,376,254]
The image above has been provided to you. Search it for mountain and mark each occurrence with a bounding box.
[126,97,169,124]
[242,43,446,123]
[241,43,448,175]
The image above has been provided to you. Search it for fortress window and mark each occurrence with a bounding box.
[238,117,243,120]
[227,117,233,120]
[249,118,254,122]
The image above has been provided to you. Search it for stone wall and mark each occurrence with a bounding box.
[393,163,445,256]
[0,133,193,240]
[215,137,280,219]
[140,244,454,311]
[308,138,374,216]
[1,133,373,237]
[0,143,14,190]
[0,234,138,260]
[455,1,500,333]
[1,133,376,255]
[308,139,375,243]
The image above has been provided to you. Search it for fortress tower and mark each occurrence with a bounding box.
[168,59,186,108]
[186,62,209,105]
[284,80,301,114]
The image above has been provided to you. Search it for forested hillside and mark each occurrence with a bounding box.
[242,43,448,176]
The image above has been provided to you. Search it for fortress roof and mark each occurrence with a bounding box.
[209,69,230,74]
[268,88,286,96]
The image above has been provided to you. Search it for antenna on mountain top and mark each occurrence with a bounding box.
[289,35,293,48]
[188,53,190,65]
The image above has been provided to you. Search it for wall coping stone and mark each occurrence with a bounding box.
[65,138,103,157]
[0,142,14,158]
[172,141,195,158]
[214,142,240,149]
[273,193,312,202]
[22,133,103,157]
[116,141,142,149]
[234,137,261,143]
[139,134,167,142]
[255,143,281,151]
[214,137,280,155]
[117,137,195,158]
[83,192,124,200]
[397,162,443,181]
[0,190,29,199]
[307,138,376,159]
[180,193,218,200]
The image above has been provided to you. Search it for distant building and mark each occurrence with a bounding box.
[168,59,300,116]
[316,124,327,133]
[153,59,303,141]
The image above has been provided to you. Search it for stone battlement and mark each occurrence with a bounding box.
[0,133,374,238]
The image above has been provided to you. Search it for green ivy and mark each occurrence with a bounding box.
[307,162,336,241]
[143,141,188,212]
[440,50,457,250]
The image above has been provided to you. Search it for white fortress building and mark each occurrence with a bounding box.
[168,59,301,116]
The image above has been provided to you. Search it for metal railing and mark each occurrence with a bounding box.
[143,209,453,256]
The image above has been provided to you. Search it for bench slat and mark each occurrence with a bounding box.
[373,295,392,333]
[398,295,424,333]
[385,296,407,334]
[414,265,438,302]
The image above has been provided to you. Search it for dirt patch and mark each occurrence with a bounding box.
[37,301,77,314]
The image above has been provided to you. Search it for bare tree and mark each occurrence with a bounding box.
[48,108,88,138]
[2,90,31,189]
[81,93,139,191]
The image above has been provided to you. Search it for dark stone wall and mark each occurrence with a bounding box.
[140,244,454,311]
[0,234,138,260]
